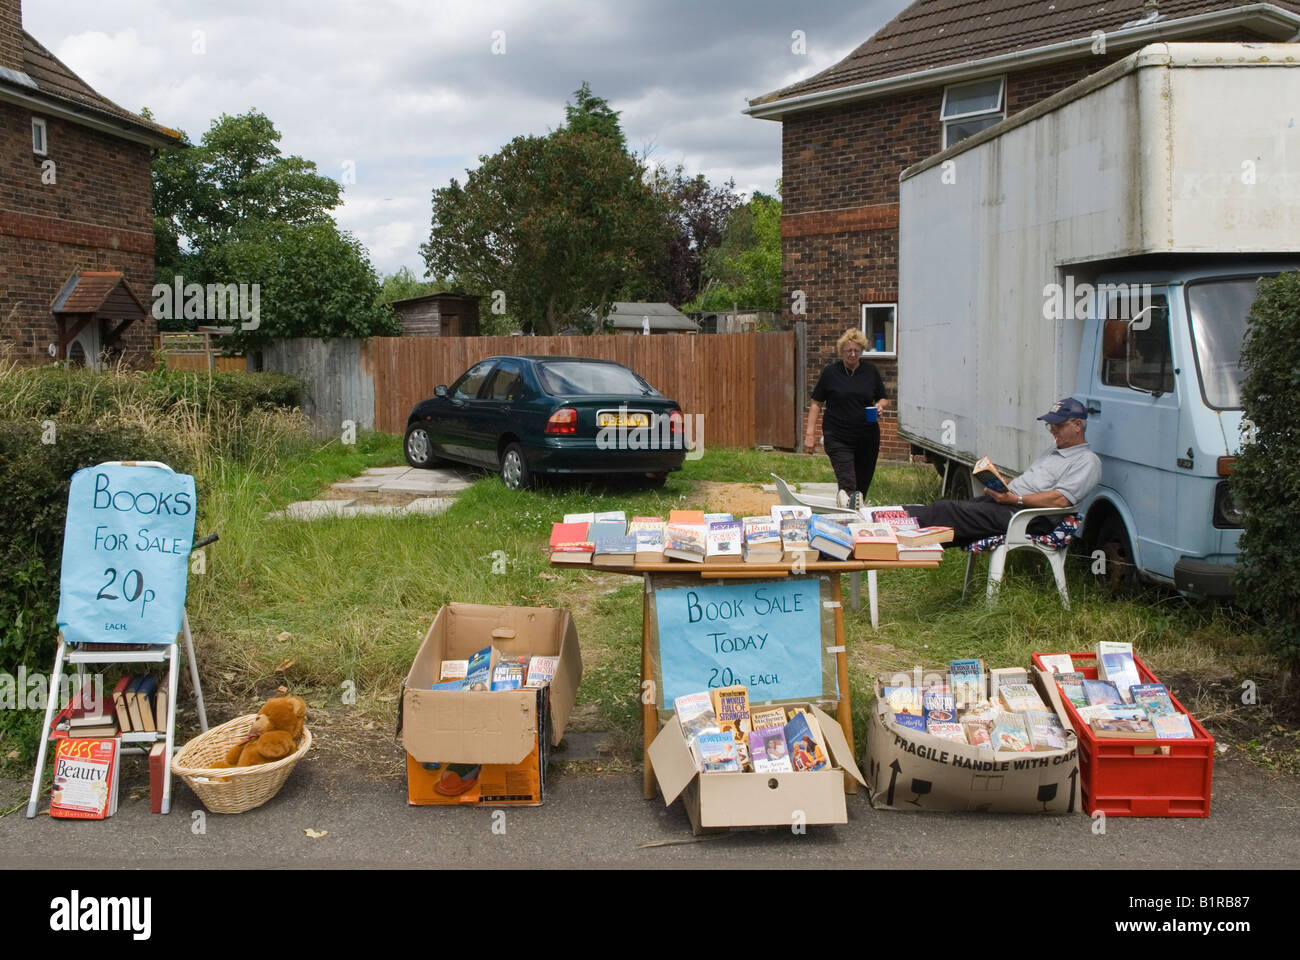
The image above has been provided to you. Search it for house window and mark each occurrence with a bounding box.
[860,303,897,357]
[941,77,1005,148]
[32,117,48,155]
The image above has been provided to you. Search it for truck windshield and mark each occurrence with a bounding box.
[1185,277,1262,410]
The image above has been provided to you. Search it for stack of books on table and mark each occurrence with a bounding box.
[549,506,947,568]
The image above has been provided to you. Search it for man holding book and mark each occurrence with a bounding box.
[903,398,1102,547]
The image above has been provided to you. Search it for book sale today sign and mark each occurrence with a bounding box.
[651,576,835,708]
[56,465,196,646]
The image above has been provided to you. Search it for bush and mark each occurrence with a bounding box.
[0,365,303,421]
[1233,270,1300,671]
[0,423,189,762]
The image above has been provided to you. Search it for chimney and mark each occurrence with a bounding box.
[0,0,23,75]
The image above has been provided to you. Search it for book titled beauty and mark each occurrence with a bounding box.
[50,737,120,820]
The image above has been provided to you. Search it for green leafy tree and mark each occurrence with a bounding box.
[684,187,782,312]
[646,166,743,306]
[377,266,441,306]
[1233,270,1300,671]
[422,86,669,334]
[564,80,626,151]
[213,222,399,348]
[148,109,392,339]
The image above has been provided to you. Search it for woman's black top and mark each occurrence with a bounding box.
[811,360,888,439]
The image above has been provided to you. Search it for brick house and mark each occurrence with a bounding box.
[748,0,1300,461]
[0,0,181,367]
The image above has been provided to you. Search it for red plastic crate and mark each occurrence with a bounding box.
[1031,652,1215,818]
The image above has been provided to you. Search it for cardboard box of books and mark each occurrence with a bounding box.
[400,603,582,806]
[648,699,865,835]
[865,674,1079,814]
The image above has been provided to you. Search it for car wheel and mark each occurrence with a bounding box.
[500,442,533,490]
[1094,514,1138,595]
[404,422,438,469]
[944,463,974,501]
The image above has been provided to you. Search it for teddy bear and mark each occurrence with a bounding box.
[211,695,306,768]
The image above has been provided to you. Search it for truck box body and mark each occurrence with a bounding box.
[897,43,1300,592]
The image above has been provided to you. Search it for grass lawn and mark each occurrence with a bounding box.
[188,437,1295,777]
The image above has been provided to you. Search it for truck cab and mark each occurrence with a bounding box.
[1075,258,1298,596]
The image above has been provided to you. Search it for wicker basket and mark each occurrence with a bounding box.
[171,713,312,814]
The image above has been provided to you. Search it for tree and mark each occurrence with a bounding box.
[148,109,393,340]
[215,222,399,347]
[1233,270,1300,672]
[422,86,670,334]
[684,187,782,312]
[647,166,743,306]
[377,267,440,306]
[564,81,626,151]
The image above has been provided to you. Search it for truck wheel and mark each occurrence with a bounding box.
[1094,514,1138,595]
[943,464,974,501]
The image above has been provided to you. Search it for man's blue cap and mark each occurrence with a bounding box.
[1038,397,1088,423]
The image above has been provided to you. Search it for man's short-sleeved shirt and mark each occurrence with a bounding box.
[1008,442,1102,505]
[811,360,888,439]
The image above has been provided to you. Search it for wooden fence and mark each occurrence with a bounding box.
[158,333,245,372]
[263,332,802,448]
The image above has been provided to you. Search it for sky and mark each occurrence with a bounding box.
[24,0,904,277]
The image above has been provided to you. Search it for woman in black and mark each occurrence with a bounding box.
[803,328,889,508]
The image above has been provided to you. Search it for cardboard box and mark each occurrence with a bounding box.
[400,603,581,806]
[864,682,1079,814]
[648,704,865,835]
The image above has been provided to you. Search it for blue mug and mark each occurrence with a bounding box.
[864,406,878,424]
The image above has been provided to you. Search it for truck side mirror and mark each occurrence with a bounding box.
[1101,320,1128,361]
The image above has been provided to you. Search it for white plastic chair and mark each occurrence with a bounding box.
[961,506,1079,609]
[770,474,877,627]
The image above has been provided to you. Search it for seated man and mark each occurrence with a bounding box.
[905,398,1102,547]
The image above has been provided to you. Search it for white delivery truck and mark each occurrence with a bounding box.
[897,43,1300,596]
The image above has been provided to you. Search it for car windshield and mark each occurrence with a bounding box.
[1185,277,1265,410]
[536,361,658,396]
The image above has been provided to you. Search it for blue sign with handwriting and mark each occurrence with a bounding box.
[56,465,196,645]
[654,577,829,706]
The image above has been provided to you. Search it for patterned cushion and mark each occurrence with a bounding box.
[964,514,1082,554]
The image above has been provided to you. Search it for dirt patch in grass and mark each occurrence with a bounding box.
[1160,669,1300,775]
[685,481,780,518]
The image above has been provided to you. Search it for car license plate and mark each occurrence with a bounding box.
[598,412,649,428]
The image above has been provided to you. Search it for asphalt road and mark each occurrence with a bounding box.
[2,750,1297,869]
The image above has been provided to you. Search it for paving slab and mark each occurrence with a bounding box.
[331,478,384,492]
[362,466,413,477]
[343,504,409,517]
[269,500,356,520]
[405,497,454,516]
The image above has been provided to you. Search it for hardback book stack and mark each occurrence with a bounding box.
[50,674,170,739]
[1045,646,1195,739]
[673,686,831,774]
[881,658,1072,753]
